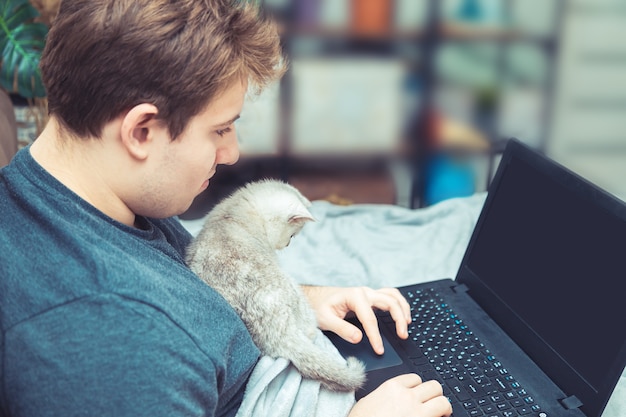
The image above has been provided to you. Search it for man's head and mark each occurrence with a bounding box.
[41,0,284,140]
[35,0,285,223]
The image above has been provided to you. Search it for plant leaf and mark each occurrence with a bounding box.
[5,4,38,32]
[0,0,47,98]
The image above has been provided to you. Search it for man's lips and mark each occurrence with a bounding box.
[201,170,216,189]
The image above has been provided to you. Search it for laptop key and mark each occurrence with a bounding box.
[494,377,509,392]
[504,390,517,400]
[417,363,434,373]
[511,399,524,407]
[462,400,477,409]
[411,356,429,366]
[496,402,511,411]
[450,404,471,417]
[446,379,472,402]
[462,381,485,397]
[482,382,498,395]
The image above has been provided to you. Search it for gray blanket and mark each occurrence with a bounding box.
[277,193,486,289]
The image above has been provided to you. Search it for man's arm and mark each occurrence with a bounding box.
[4,294,220,416]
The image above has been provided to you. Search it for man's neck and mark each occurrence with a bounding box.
[30,118,137,227]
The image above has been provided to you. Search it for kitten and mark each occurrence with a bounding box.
[185,179,365,392]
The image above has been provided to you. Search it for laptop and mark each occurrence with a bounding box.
[325,139,626,417]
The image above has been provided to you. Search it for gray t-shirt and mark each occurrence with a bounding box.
[0,147,260,416]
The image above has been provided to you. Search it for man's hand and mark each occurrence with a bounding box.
[349,374,453,417]
[300,285,411,355]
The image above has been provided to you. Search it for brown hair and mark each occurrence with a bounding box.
[40,0,285,139]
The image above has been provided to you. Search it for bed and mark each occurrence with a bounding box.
[180,193,625,417]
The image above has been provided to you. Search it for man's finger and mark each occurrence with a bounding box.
[323,314,364,344]
[421,394,453,417]
[367,289,411,339]
[352,304,384,354]
[377,288,411,322]
[386,373,423,388]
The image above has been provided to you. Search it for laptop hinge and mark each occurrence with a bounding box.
[451,284,469,293]
[559,395,583,410]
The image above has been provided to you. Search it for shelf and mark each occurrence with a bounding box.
[280,24,556,46]
[201,0,565,209]
[281,25,423,42]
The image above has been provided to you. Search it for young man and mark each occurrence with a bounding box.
[0,1,451,416]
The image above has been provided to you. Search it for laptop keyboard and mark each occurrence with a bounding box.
[382,287,545,417]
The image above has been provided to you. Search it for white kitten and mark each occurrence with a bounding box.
[185,179,365,392]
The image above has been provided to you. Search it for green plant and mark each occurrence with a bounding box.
[0,0,48,99]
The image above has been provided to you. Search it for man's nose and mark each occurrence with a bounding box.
[217,133,240,166]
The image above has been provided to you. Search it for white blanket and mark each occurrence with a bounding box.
[235,331,355,417]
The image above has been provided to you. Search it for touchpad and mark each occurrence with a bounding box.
[324,326,403,372]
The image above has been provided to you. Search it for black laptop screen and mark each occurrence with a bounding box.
[465,155,626,392]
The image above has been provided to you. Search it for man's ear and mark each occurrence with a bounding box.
[119,103,163,160]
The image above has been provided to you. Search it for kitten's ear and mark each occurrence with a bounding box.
[298,194,312,208]
[289,208,315,224]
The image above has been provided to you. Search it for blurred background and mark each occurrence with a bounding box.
[3,0,625,216]
[196,0,625,216]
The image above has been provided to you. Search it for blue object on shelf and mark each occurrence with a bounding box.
[456,0,483,22]
[424,153,476,206]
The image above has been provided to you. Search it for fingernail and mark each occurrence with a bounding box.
[351,330,361,343]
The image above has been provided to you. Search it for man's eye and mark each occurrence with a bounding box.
[216,126,232,137]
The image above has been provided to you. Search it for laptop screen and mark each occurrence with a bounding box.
[458,140,626,416]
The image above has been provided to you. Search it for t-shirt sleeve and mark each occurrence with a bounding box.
[3,294,220,417]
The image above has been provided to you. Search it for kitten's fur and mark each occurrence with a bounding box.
[186,180,365,392]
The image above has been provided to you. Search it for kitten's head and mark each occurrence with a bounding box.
[243,180,314,250]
